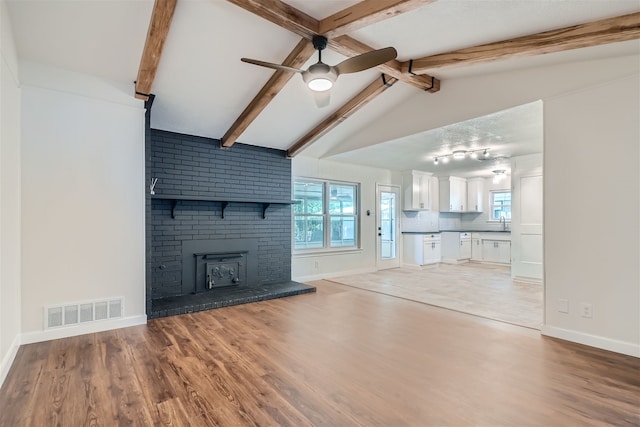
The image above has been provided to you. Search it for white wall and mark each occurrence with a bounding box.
[0,0,22,385]
[292,157,399,281]
[543,75,639,357]
[20,62,146,340]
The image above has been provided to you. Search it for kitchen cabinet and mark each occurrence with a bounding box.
[439,176,467,212]
[403,233,441,266]
[403,170,432,211]
[482,240,511,264]
[471,233,482,261]
[441,232,471,263]
[466,178,484,212]
[423,234,441,265]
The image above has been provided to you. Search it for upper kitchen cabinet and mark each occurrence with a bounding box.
[439,176,467,212]
[466,178,484,213]
[403,170,435,211]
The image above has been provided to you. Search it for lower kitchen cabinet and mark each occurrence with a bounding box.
[471,234,482,261]
[403,233,441,266]
[423,237,441,264]
[441,232,471,263]
[482,240,511,264]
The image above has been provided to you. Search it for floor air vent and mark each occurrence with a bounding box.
[45,297,124,329]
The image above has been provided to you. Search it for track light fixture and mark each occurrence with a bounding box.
[433,147,491,165]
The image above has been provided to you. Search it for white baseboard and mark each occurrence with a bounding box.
[293,267,377,283]
[541,325,640,358]
[513,276,543,285]
[21,315,147,345]
[0,334,21,388]
[441,258,469,265]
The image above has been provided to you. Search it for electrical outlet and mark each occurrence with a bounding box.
[580,303,593,319]
[558,299,569,314]
[314,260,319,269]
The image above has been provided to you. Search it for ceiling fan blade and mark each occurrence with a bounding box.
[335,47,397,75]
[241,58,303,74]
[313,90,330,108]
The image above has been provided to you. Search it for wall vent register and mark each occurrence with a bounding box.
[45,297,124,329]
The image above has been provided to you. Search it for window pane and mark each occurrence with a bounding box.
[491,191,512,220]
[294,181,324,214]
[329,184,356,215]
[294,216,324,249]
[330,216,356,247]
[493,192,511,203]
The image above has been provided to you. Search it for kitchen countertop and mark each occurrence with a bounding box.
[402,230,511,234]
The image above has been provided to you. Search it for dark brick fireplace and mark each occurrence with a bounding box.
[145,121,314,318]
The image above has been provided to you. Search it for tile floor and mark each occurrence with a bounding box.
[329,263,543,329]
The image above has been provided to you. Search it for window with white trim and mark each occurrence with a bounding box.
[490,191,511,220]
[294,179,358,250]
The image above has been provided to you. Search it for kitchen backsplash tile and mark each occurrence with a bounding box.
[401,210,439,232]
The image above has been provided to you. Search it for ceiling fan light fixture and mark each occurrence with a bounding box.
[307,77,333,92]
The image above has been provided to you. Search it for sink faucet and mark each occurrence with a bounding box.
[500,216,507,231]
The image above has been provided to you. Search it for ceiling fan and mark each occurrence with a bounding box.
[241,35,397,108]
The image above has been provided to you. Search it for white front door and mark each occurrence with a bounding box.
[377,184,400,269]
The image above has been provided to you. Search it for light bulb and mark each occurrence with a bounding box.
[470,151,478,159]
[434,157,439,165]
[452,150,466,160]
[441,156,449,164]
[307,78,333,92]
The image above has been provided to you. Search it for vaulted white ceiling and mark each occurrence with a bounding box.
[6,0,640,175]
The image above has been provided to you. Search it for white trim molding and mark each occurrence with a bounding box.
[0,334,22,388]
[21,315,147,345]
[293,267,376,283]
[541,325,640,358]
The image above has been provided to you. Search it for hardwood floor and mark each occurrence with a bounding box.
[330,263,543,329]
[1,281,638,426]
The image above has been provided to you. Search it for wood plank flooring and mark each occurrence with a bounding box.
[331,263,542,329]
[1,280,638,426]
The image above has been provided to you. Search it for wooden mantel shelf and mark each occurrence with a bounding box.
[151,194,297,219]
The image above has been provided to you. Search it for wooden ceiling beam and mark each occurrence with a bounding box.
[221,38,316,148]
[331,35,439,92]
[135,0,178,100]
[287,74,399,157]
[226,0,440,92]
[225,0,319,39]
[319,0,436,38]
[401,11,640,73]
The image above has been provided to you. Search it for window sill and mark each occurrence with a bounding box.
[293,248,364,257]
